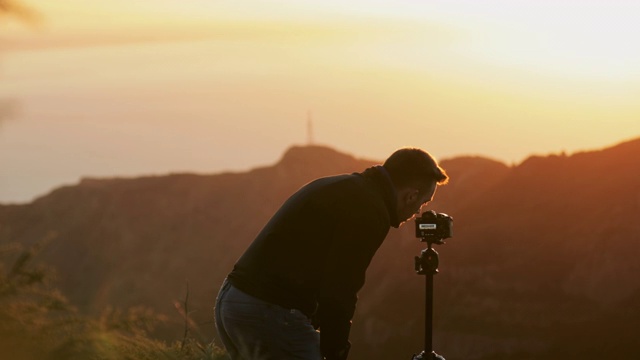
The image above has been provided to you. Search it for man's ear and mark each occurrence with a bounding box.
[410,188,422,204]
[398,187,419,204]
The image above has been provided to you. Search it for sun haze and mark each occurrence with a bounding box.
[1,0,639,202]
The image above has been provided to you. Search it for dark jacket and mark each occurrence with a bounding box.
[227,165,398,358]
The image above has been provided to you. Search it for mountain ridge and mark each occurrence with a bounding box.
[1,137,639,360]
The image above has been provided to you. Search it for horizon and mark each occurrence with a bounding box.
[2,1,640,203]
[1,136,637,205]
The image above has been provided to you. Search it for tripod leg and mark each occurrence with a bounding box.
[411,351,445,360]
[425,274,434,355]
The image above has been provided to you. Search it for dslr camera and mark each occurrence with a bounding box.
[415,210,453,244]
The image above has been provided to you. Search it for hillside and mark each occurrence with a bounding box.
[1,140,639,360]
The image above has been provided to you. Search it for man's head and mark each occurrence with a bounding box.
[383,148,449,225]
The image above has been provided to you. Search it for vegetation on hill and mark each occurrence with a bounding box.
[1,141,639,359]
[0,240,226,360]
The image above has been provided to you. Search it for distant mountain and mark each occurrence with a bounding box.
[1,140,638,360]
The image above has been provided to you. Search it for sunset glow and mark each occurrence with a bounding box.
[1,0,639,202]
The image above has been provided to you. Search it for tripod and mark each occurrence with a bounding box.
[412,239,444,360]
[411,209,452,360]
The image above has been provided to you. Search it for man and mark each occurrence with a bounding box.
[215,148,449,360]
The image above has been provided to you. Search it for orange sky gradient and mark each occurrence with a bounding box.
[1,0,639,202]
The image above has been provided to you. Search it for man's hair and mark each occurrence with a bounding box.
[383,148,449,190]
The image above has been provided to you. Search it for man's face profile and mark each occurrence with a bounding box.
[396,181,437,226]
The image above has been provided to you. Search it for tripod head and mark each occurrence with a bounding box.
[414,210,453,275]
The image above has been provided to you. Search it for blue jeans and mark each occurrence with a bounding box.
[215,279,322,360]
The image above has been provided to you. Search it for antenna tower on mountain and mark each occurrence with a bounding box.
[307,110,315,145]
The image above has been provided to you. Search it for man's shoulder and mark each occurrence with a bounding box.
[298,173,364,197]
[301,173,388,223]
[307,171,374,195]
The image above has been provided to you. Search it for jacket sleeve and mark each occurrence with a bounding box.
[315,215,388,360]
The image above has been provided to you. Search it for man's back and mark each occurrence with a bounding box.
[228,168,394,318]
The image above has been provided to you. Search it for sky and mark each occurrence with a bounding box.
[1,0,640,203]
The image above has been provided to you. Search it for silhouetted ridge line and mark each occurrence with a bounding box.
[0,138,638,360]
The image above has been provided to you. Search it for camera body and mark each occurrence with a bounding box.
[415,210,453,243]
